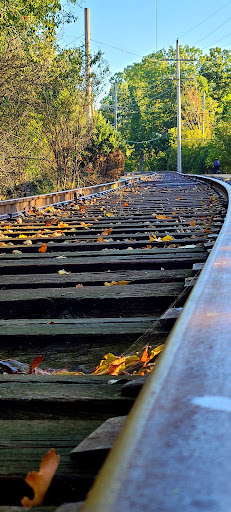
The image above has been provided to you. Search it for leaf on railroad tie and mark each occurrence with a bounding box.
[124,202,128,207]
[97,236,104,243]
[104,280,130,286]
[28,355,44,374]
[57,222,69,228]
[21,448,59,508]
[190,220,196,226]
[76,284,84,288]
[81,222,92,229]
[58,269,71,275]
[100,207,104,211]
[211,196,216,201]
[204,228,211,234]
[101,228,112,236]
[19,234,27,238]
[150,344,165,359]
[149,233,157,241]
[177,196,182,200]
[161,235,175,242]
[105,212,115,217]
[140,345,149,366]
[38,243,47,253]
[80,206,86,212]
[156,214,166,219]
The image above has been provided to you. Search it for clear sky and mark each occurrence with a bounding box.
[60,0,231,92]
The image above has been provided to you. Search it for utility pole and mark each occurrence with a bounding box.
[84,7,92,120]
[155,0,158,53]
[176,39,182,174]
[202,91,205,139]
[114,80,118,131]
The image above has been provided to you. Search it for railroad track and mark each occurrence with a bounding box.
[0,172,228,511]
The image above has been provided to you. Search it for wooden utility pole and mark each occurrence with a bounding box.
[114,80,118,131]
[176,39,182,174]
[84,8,92,119]
[202,91,205,139]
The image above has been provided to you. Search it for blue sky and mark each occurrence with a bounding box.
[60,0,231,92]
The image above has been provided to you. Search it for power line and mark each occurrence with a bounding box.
[195,15,231,45]
[126,135,164,144]
[180,0,231,39]
[201,31,231,49]
[91,38,143,58]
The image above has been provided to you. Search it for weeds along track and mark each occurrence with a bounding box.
[0,172,227,510]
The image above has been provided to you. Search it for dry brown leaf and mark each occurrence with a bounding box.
[124,202,128,207]
[190,220,196,227]
[21,448,59,508]
[156,215,166,219]
[101,228,112,236]
[38,243,47,253]
[97,236,104,243]
[76,284,84,288]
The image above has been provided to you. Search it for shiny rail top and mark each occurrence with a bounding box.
[80,175,231,512]
[0,176,141,218]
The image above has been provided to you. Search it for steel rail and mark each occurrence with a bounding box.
[80,175,231,512]
[0,176,142,219]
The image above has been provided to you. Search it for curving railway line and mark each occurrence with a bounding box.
[0,171,229,511]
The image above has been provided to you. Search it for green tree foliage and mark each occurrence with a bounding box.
[101,44,231,174]
[0,0,125,198]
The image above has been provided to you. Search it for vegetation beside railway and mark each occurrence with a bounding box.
[0,0,125,199]
[101,46,231,175]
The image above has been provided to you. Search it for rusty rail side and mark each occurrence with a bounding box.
[0,176,142,218]
[80,176,231,512]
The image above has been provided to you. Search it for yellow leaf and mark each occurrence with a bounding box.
[150,344,165,359]
[19,234,27,238]
[21,449,59,507]
[156,215,166,219]
[58,269,71,275]
[105,213,115,217]
[161,235,174,242]
[149,234,157,242]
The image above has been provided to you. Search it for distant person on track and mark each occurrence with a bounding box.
[213,158,221,174]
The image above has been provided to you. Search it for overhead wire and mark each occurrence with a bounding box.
[194,15,231,45]
[180,0,231,39]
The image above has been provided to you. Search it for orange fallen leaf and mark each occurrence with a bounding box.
[21,448,59,507]
[124,202,128,207]
[57,222,69,228]
[38,243,47,253]
[101,228,112,236]
[28,355,44,374]
[177,196,182,200]
[156,215,166,219]
[190,220,196,226]
[211,196,216,201]
[76,284,84,288]
[140,345,149,366]
[104,280,130,286]
[97,236,104,243]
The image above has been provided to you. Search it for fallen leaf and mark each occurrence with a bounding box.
[149,234,157,242]
[105,213,114,217]
[156,215,166,219]
[161,235,174,242]
[101,228,112,236]
[104,280,130,286]
[97,236,104,243]
[38,243,47,253]
[177,196,182,200]
[57,222,69,228]
[211,196,216,201]
[28,356,44,374]
[19,234,27,238]
[140,345,149,366]
[190,220,196,226]
[150,344,165,359]
[58,269,71,275]
[124,202,128,207]
[76,284,84,288]
[21,448,59,508]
